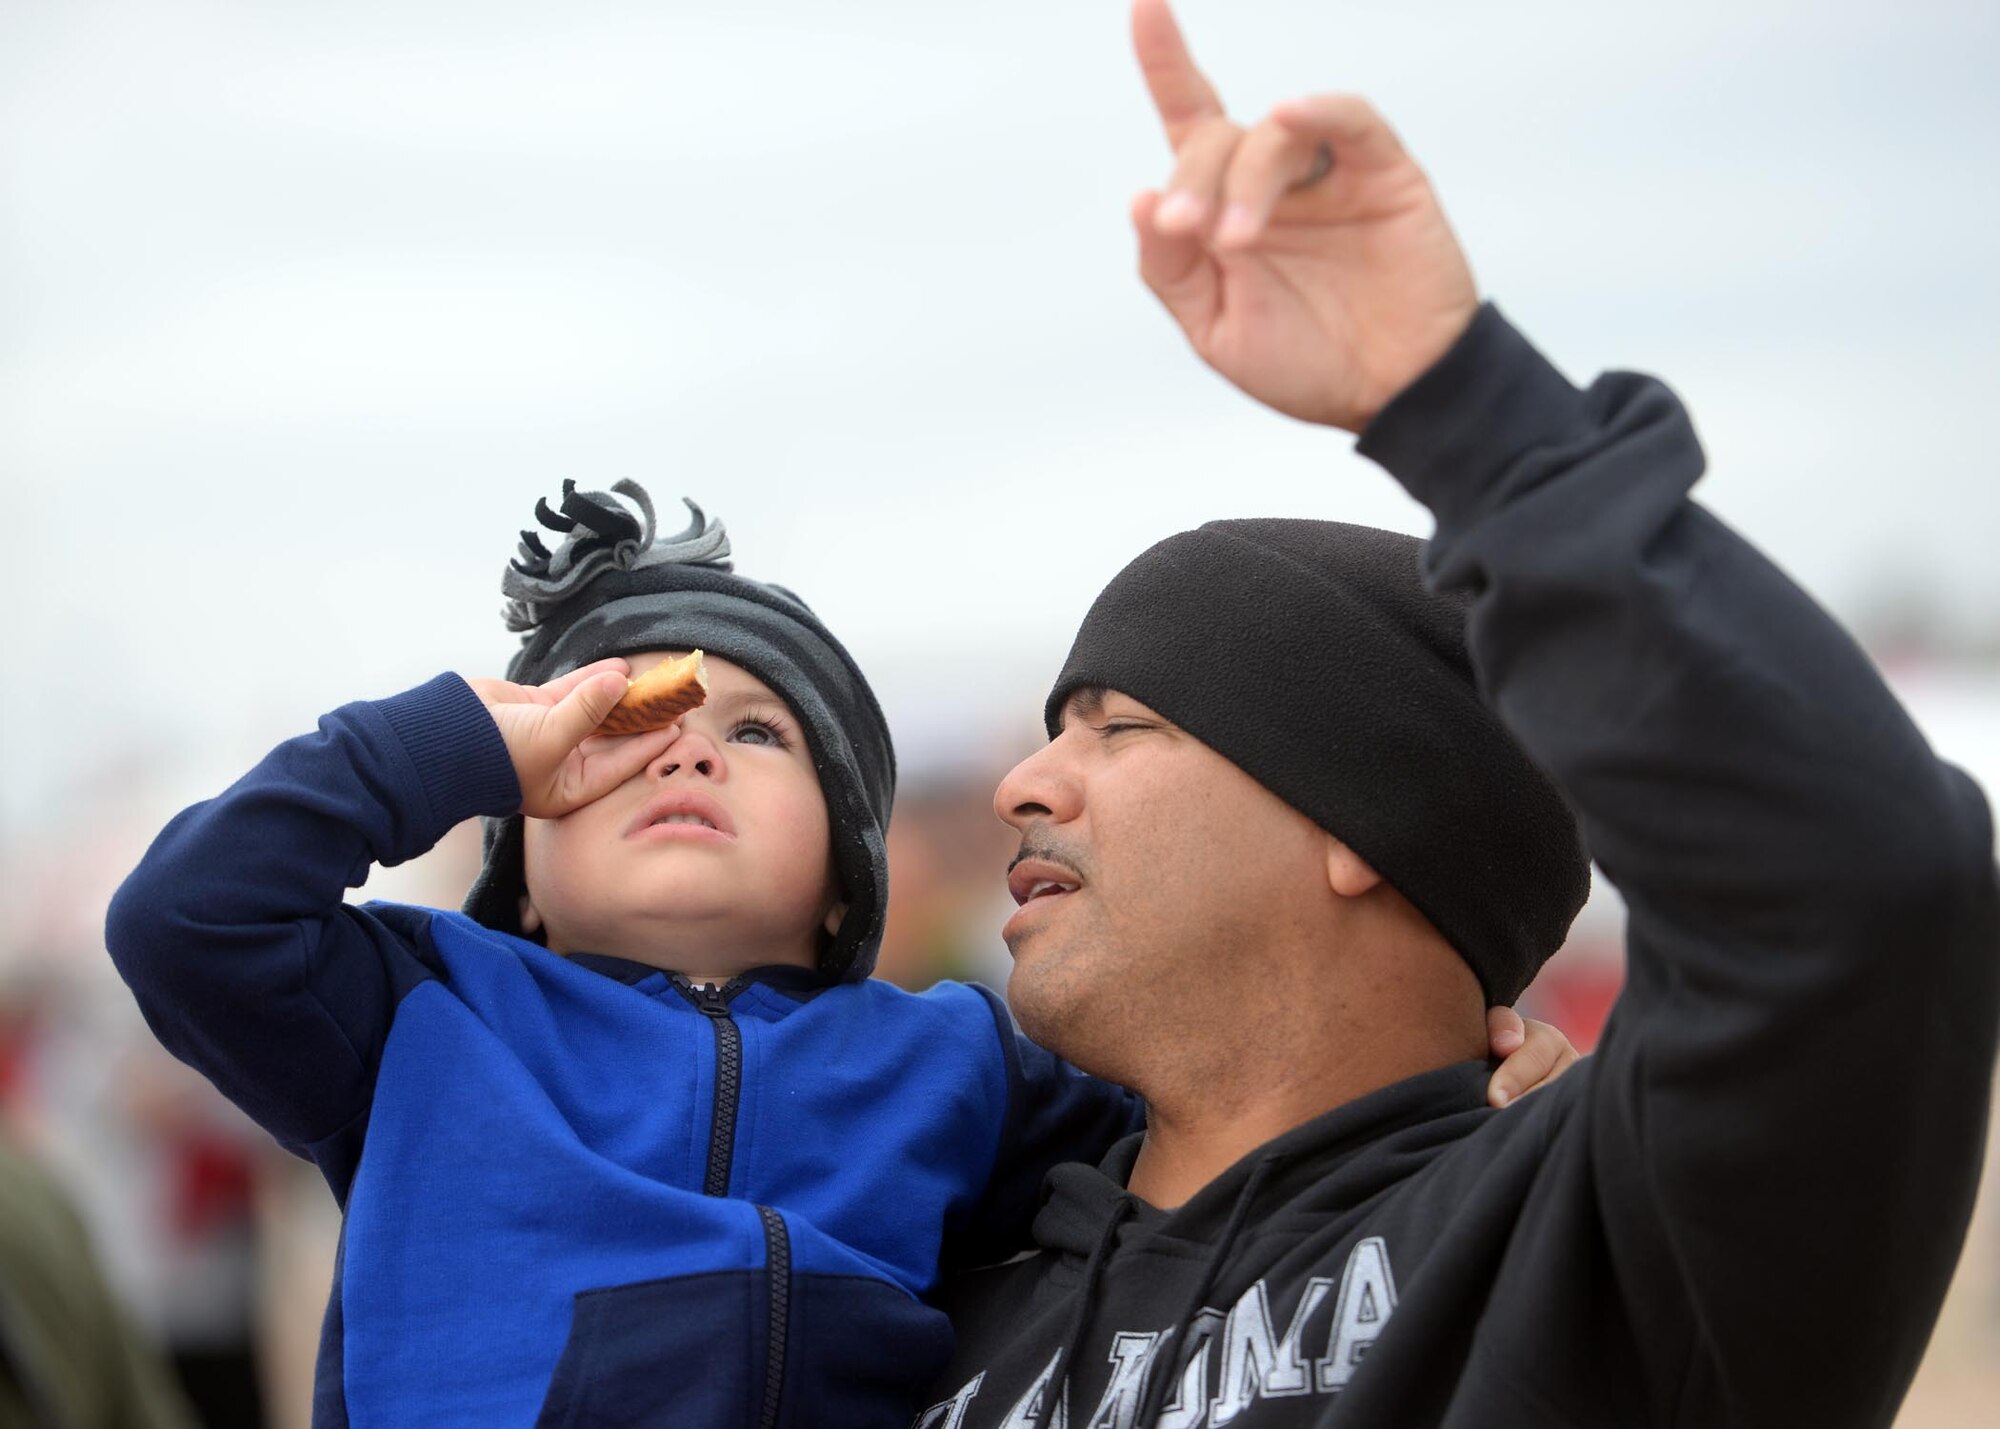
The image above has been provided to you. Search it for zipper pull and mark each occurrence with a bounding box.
[671,972,741,1017]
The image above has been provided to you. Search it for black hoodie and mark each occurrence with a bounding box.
[920,308,2000,1429]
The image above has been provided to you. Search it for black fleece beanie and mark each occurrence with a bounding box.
[463,482,895,982]
[1045,519,1587,1006]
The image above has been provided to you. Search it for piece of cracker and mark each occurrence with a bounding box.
[597,650,708,735]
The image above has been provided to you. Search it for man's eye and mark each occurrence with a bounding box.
[1098,722,1147,737]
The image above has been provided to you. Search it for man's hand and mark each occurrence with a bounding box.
[466,660,678,820]
[1485,1007,1582,1108]
[1129,0,1478,432]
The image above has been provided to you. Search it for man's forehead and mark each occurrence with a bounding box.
[1060,686,1109,725]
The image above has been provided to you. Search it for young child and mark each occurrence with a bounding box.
[106,482,1567,1427]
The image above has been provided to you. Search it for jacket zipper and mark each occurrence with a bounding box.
[756,1205,791,1429]
[674,973,748,1196]
[672,974,791,1428]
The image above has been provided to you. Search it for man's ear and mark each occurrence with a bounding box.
[822,901,848,938]
[1324,836,1383,899]
[518,893,544,935]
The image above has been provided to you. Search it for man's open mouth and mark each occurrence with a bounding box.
[1007,859,1084,907]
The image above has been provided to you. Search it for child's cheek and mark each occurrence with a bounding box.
[775,794,835,877]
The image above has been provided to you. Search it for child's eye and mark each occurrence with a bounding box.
[728,717,789,749]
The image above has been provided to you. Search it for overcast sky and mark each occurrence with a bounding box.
[4,0,1998,835]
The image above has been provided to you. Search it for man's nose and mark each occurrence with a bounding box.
[993,740,1079,829]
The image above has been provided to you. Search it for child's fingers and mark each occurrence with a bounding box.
[1486,1005,1526,1056]
[520,685,672,817]
[544,671,635,755]
[574,723,681,770]
[523,722,678,819]
[1488,1015,1581,1108]
[538,658,631,704]
[554,727,678,812]
[577,726,679,799]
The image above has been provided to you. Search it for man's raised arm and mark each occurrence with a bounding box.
[1124,0,2000,1419]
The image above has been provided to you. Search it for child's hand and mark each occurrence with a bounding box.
[1484,1007,1582,1108]
[466,660,679,819]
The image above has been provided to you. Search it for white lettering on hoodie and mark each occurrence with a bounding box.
[915,1237,1400,1427]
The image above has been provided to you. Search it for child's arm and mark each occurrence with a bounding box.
[105,662,670,1198]
[941,986,1146,1271]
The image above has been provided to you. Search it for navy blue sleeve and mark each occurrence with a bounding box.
[1360,305,2000,1424]
[105,674,521,1199]
[944,985,1145,1270]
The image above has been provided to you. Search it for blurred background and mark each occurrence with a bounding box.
[3,0,1996,1423]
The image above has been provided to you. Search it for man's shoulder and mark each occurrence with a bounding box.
[931,1241,1055,1321]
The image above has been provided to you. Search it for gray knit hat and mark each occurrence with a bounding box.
[463,481,895,981]
[1046,518,1588,1006]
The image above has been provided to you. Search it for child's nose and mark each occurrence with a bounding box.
[648,725,723,781]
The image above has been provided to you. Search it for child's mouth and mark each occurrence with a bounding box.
[627,791,736,841]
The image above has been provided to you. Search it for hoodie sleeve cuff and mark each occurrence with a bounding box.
[372,673,522,831]
[1355,303,1598,532]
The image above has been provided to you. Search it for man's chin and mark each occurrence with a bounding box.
[1004,949,1086,1056]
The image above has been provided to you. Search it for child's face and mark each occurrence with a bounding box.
[518,651,842,978]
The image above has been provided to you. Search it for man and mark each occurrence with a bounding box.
[920,3,2000,1426]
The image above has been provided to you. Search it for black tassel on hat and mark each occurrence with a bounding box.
[1045,519,1588,1006]
[465,481,896,982]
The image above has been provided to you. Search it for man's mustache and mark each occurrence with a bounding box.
[1007,827,1091,885]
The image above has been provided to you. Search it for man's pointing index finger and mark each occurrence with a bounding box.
[1133,0,1225,147]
